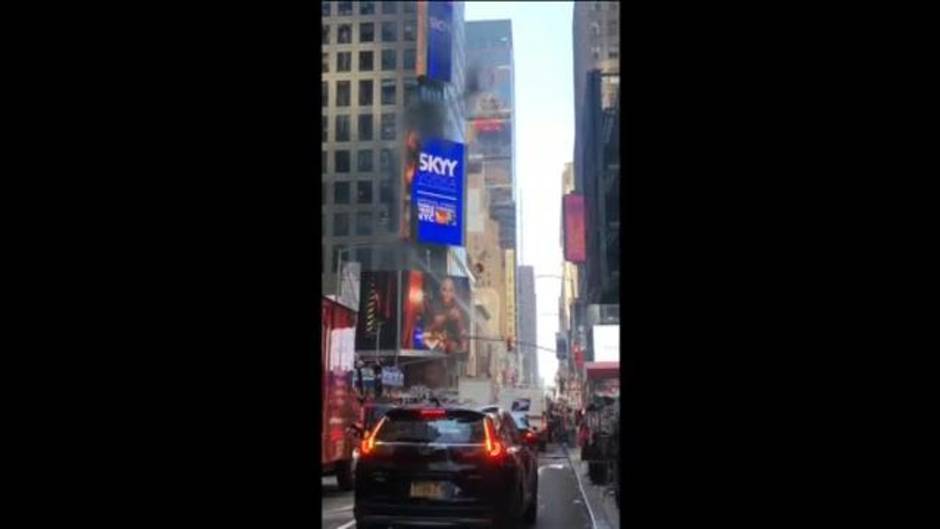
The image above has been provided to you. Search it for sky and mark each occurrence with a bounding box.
[465,2,575,389]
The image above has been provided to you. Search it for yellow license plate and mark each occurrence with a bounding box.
[410,481,446,499]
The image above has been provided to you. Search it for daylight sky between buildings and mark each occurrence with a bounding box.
[465,1,575,389]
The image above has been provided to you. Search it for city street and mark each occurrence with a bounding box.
[321,444,594,529]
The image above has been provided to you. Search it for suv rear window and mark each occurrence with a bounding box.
[376,410,485,444]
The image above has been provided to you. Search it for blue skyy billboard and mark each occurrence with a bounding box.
[425,0,453,83]
[412,137,464,246]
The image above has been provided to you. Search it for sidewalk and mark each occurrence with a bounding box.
[564,445,620,529]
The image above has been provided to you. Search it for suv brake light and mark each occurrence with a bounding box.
[360,416,387,456]
[483,417,503,458]
[419,408,447,418]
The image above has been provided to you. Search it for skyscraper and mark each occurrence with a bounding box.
[465,19,518,391]
[517,265,538,387]
[322,0,468,291]
[322,1,470,394]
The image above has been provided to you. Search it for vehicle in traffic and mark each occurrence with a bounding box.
[354,405,539,528]
[321,296,361,491]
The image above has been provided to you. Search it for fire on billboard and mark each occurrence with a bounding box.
[564,194,587,263]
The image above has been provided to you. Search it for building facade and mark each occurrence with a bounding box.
[560,1,621,404]
[517,265,538,387]
[321,1,470,396]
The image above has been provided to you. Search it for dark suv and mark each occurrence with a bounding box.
[354,406,538,528]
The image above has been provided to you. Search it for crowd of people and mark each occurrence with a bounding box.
[546,400,587,448]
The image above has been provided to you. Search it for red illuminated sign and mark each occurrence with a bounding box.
[564,194,586,263]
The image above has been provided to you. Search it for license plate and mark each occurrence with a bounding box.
[410,481,446,499]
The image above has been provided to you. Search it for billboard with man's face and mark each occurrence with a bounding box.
[400,271,471,357]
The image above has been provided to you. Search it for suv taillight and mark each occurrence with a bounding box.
[360,416,387,456]
[483,417,503,458]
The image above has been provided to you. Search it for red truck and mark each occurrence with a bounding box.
[321,296,361,490]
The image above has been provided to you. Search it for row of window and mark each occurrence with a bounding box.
[323,20,416,45]
[322,78,418,108]
[321,180,378,205]
[322,113,397,143]
[322,49,415,73]
[328,210,376,237]
[323,1,415,17]
[322,148,398,174]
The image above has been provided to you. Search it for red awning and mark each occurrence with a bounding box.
[584,362,619,379]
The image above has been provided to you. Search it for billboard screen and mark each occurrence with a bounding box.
[592,325,620,362]
[401,270,471,356]
[417,0,453,83]
[468,118,512,160]
[412,137,465,246]
[563,194,586,263]
[355,271,400,351]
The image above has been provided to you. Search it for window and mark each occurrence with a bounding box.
[381,79,396,105]
[403,1,416,14]
[337,51,352,72]
[403,78,417,107]
[335,115,350,142]
[380,178,393,203]
[358,80,373,106]
[322,182,327,204]
[355,211,372,235]
[381,1,397,14]
[403,21,416,42]
[322,25,330,44]
[322,53,329,73]
[360,22,374,43]
[381,49,396,71]
[338,23,352,44]
[334,182,350,204]
[380,148,393,171]
[403,49,416,71]
[322,2,330,16]
[335,150,350,173]
[358,114,373,141]
[359,50,373,71]
[381,114,396,140]
[608,19,617,36]
[334,213,350,236]
[322,151,328,173]
[357,149,374,172]
[355,247,372,269]
[381,22,397,42]
[360,1,375,15]
[336,81,350,107]
[322,116,328,142]
[338,1,352,16]
[322,81,328,107]
[608,45,619,59]
[356,181,373,204]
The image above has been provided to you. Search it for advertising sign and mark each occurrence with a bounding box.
[381,366,405,387]
[400,270,471,356]
[412,137,464,246]
[355,271,400,351]
[417,0,453,83]
[591,325,620,362]
[468,119,512,160]
[563,194,587,263]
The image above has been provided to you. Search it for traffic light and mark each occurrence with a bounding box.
[506,336,514,352]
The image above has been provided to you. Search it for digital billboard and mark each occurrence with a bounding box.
[355,271,400,351]
[400,270,471,357]
[563,194,586,263]
[412,137,464,246]
[417,0,453,83]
